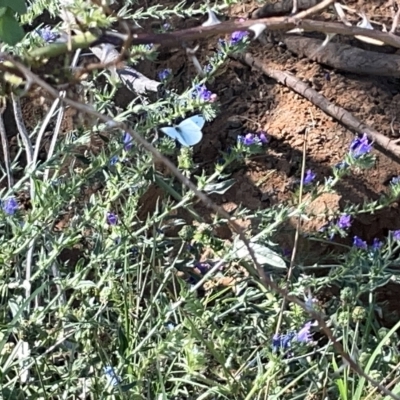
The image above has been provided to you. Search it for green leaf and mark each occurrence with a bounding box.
[0,8,24,45]
[0,0,26,14]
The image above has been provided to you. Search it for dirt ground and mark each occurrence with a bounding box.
[5,0,400,325]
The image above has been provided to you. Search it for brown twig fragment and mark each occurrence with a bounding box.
[293,0,335,19]
[390,0,400,33]
[237,52,400,158]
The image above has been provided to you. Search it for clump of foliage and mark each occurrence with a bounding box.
[1,1,400,399]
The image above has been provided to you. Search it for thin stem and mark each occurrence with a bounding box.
[0,102,13,189]
[43,49,82,181]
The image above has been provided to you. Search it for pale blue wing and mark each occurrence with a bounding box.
[176,119,203,147]
[186,115,205,129]
[160,127,179,140]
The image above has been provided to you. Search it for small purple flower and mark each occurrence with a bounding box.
[162,23,171,31]
[391,176,400,185]
[110,156,119,165]
[303,170,316,185]
[103,366,121,386]
[272,331,295,353]
[295,322,312,343]
[218,38,226,49]
[204,64,213,73]
[193,84,216,102]
[349,133,372,158]
[37,26,59,43]
[353,236,367,250]
[158,68,171,81]
[107,212,118,226]
[230,30,248,45]
[145,43,154,50]
[305,293,318,312]
[259,131,269,144]
[282,248,292,258]
[393,230,400,241]
[337,214,352,229]
[243,133,255,146]
[2,197,18,215]
[195,262,210,274]
[334,161,350,170]
[372,238,383,250]
[123,132,133,151]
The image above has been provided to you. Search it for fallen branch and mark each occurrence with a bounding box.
[236,52,400,157]
[284,35,400,77]
[25,16,400,63]
[114,18,400,49]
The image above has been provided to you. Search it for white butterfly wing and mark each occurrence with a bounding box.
[187,115,205,129]
[160,127,179,141]
[176,118,203,147]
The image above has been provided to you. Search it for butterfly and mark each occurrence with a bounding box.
[160,115,205,147]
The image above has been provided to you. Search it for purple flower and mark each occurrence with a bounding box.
[123,132,133,151]
[2,197,18,215]
[107,212,118,226]
[37,26,59,43]
[337,214,352,229]
[230,30,248,45]
[303,170,316,185]
[218,38,226,49]
[204,64,213,73]
[272,331,295,353]
[259,131,269,144]
[162,23,171,31]
[158,68,171,81]
[195,262,210,274]
[103,366,121,386]
[334,161,350,170]
[110,156,119,165]
[372,238,383,250]
[393,230,400,241]
[391,176,400,185]
[349,133,372,158]
[282,248,292,257]
[353,236,367,249]
[272,322,312,354]
[193,84,216,102]
[243,133,255,146]
[295,322,312,343]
